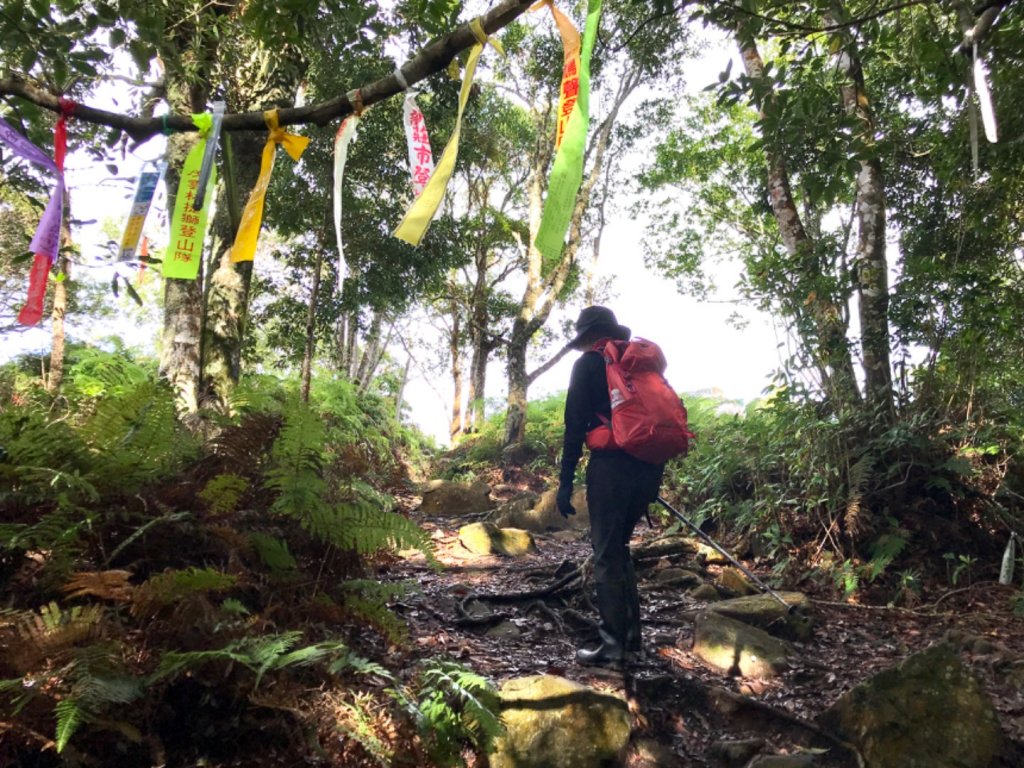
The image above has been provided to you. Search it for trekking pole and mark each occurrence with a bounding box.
[656,497,794,612]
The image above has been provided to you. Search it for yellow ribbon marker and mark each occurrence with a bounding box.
[394,18,503,246]
[230,109,309,263]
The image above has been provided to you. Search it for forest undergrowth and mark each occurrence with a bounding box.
[1,345,1023,766]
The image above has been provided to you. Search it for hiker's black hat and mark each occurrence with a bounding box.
[568,306,631,349]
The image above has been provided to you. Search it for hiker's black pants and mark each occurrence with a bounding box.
[586,451,664,585]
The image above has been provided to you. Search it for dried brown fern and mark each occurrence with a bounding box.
[63,571,134,602]
[844,453,875,539]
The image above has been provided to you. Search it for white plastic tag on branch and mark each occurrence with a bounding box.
[333,113,360,289]
[999,532,1016,585]
[973,44,998,143]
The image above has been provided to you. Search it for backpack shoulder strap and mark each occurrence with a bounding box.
[592,338,628,364]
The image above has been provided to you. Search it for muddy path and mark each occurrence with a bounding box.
[384,508,1024,766]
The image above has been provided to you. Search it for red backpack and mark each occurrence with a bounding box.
[585,338,693,464]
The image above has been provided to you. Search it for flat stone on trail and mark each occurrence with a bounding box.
[654,567,703,587]
[490,674,631,768]
[818,642,1007,768]
[690,583,722,601]
[709,592,813,640]
[458,522,538,556]
[485,620,522,639]
[418,479,493,517]
[693,611,793,678]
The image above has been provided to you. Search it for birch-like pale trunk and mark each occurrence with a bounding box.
[828,4,894,418]
[300,249,324,403]
[734,18,861,410]
[449,305,465,441]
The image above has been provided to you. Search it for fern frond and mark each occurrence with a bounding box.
[867,530,908,581]
[337,580,412,644]
[335,695,394,766]
[63,571,134,602]
[248,532,297,573]
[54,698,83,753]
[845,453,874,537]
[209,412,282,474]
[328,653,393,680]
[131,568,237,617]
[413,660,504,762]
[305,502,432,558]
[76,379,198,494]
[17,602,105,654]
[199,473,250,517]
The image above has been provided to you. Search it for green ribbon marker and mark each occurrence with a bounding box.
[533,0,602,271]
[162,113,217,280]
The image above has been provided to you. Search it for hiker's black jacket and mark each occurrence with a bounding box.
[559,349,615,488]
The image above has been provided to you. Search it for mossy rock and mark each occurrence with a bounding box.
[491,675,630,768]
[716,566,758,596]
[818,642,1006,768]
[419,479,493,517]
[709,592,813,640]
[458,522,537,557]
[693,611,793,678]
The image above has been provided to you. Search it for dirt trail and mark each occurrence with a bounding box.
[386,508,1024,766]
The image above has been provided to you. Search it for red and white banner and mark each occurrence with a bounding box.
[402,92,434,198]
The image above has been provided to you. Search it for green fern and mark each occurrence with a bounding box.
[265,401,433,560]
[248,532,298,573]
[867,529,909,581]
[154,632,351,691]
[413,660,504,766]
[132,567,237,616]
[200,473,250,516]
[49,642,144,754]
[338,580,412,643]
[54,697,83,753]
[75,379,199,495]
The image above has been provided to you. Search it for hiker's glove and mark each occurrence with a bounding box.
[556,484,576,519]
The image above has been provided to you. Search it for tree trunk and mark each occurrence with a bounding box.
[300,249,324,403]
[45,196,72,393]
[828,3,894,418]
[503,318,530,446]
[159,128,205,419]
[449,305,464,440]
[395,355,411,419]
[200,131,260,410]
[355,311,391,392]
[733,18,861,410]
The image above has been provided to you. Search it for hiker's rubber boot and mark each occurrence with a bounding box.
[576,581,628,666]
[623,560,642,654]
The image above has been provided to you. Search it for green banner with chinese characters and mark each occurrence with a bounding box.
[533,0,601,270]
[163,115,216,280]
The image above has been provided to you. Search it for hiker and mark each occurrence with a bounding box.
[557,306,667,666]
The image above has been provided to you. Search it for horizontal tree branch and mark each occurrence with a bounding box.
[0,0,535,144]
